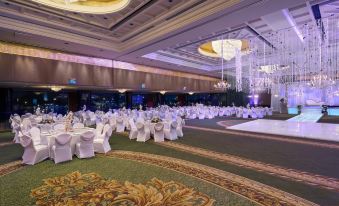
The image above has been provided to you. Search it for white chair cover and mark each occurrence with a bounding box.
[165,121,178,141]
[20,133,49,165]
[52,133,72,164]
[136,122,150,142]
[94,124,113,153]
[75,131,95,159]
[153,123,164,142]
[128,119,138,140]
[116,117,125,133]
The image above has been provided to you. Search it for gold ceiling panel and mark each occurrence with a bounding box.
[198,40,250,59]
[31,0,130,14]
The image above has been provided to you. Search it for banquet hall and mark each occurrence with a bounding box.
[1,0,339,205]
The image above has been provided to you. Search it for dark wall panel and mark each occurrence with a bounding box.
[0,53,215,91]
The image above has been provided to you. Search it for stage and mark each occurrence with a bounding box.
[227,119,339,143]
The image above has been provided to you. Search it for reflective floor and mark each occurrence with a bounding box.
[228,119,339,142]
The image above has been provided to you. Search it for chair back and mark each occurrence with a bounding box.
[105,126,113,139]
[154,123,164,132]
[19,133,32,148]
[171,121,178,129]
[96,122,104,135]
[80,131,95,143]
[29,127,41,145]
[129,119,137,131]
[55,133,72,147]
[136,122,144,132]
[100,124,111,138]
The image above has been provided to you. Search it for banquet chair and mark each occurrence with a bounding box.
[128,119,138,140]
[251,110,257,119]
[242,109,249,119]
[21,118,32,131]
[73,122,85,129]
[51,133,72,164]
[176,118,184,138]
[153,123,164,142]
[95,122,104,136]
[54,123,65,131]
[11,122,21,143]
[116,117,125,133]
[165,121,178,141]
[207,112,214,119]
[29,127,43,145]
[19,133,49,165]
[198,112,205,119]
[109,117,116,131]
[94,124,113,153]
[136,122,151,142]
[75,131,95,159]
[124,115,130,131]
[258,110,264,118]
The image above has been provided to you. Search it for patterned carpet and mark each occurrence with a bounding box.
[31,171,215,206]
[0,151,318,206]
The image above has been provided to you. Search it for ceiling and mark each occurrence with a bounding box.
[0,0,335,77]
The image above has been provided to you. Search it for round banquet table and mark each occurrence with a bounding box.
[40,127,95,156]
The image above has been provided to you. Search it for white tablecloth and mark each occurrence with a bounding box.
[41,127,95,155]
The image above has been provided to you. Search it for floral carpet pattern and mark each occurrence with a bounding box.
[104,151,318,206]
[31,171,215,206]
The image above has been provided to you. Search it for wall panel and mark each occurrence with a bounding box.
[0,53,216,91]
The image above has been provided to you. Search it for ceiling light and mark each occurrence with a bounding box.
[32,0,130,14]
[198,39,250,60]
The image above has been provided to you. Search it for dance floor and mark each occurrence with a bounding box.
[228,119,339,143]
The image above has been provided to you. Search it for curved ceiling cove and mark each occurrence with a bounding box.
[31,0,130,14]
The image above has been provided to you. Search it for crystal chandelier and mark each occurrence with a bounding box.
[307,73,336,88]
[214,80,231,90]
[214,37,231,91]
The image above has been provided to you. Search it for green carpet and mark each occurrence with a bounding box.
[177,128,339,179]
[0,131,13,143]
[1,157,255,206]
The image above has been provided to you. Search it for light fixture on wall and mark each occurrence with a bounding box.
[160,91,166,95]
[50,86,63,92]
[117,89,127,93]
[188,92,194,95]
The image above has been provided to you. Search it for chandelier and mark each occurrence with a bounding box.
[214,80,231,90]
[213,38,232,91]
[307,73,336,88]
